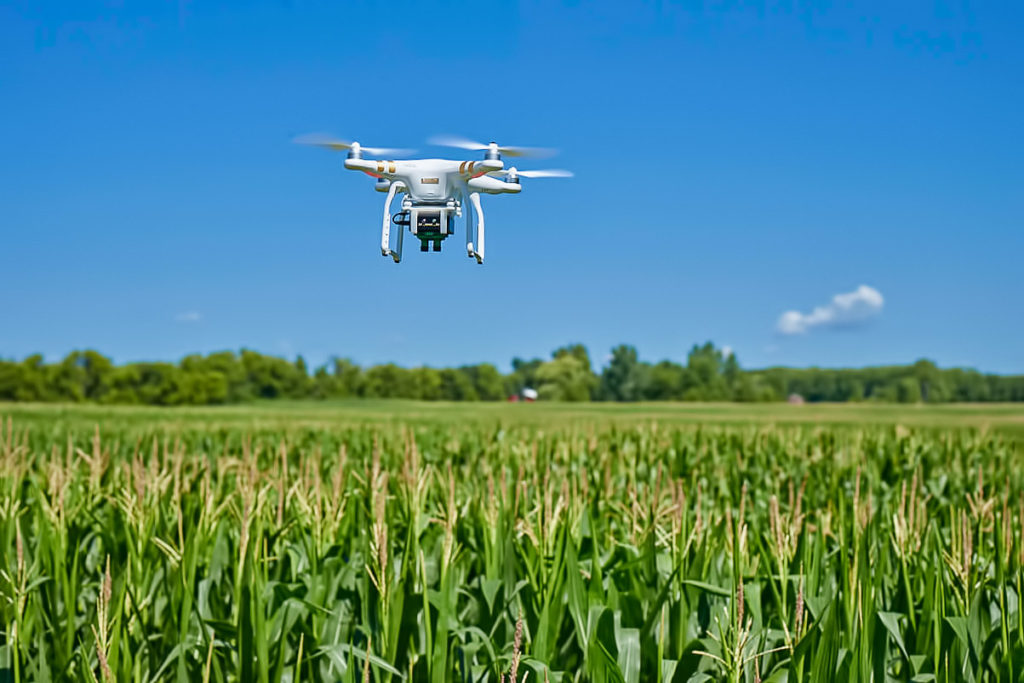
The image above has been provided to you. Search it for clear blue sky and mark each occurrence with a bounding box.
[1,1,1021,373]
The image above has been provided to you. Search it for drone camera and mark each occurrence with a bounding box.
[398,205,455,253]
[416,210,443,231]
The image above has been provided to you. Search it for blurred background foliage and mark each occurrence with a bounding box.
[1,343,1022,406]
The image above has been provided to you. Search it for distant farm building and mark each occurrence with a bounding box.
[509,387,538,402]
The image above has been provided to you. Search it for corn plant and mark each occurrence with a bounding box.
[0,411,1022,681]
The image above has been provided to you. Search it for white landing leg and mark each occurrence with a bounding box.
[469,192,484,264]
[465,196,475,259]
[380,181,405,263]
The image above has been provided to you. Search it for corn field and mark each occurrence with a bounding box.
[1,412,1023,682]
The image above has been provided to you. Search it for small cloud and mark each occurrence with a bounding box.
[175,311,201,323]
[776,285,884,335]
[763,344,780,354]
[721,345,733,358]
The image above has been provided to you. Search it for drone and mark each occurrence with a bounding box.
[295,134,572,264]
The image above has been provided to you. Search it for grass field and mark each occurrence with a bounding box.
[4,400,1024,440]
[2,401,1024,682]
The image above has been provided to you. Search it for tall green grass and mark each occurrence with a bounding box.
[0,413,1022,681]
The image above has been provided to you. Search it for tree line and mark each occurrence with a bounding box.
[0,343,1022,406]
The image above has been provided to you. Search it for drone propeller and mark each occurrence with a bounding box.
[489,167,574,179]
[293,133,415,157]
[428,135,556,159]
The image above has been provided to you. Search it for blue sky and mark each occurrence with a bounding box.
[1,1,1021,373]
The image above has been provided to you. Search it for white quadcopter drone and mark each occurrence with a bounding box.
[295,134,572,264]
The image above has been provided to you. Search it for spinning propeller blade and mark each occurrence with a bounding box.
[516,169,574,178]
[428,135,556,159]
[489,168,574,179]
[292,133,415,157]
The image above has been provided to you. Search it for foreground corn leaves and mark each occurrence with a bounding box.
[1,417,1023,681]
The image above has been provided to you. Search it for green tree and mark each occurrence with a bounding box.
[645,360,688,400]
[460,364,505,401]
[912,359,950,403]
[551,344,598,399]
[239,350,311,399]
[0,355,49,401]
[896,376,922,403]
[536,355,593,401]
[102,365,144,404]
[722,351,741,397]
[440,368,478,401]
[45,350,114,402]
[683,342,729,401]
[129,363,182,405]
[332,358,364,397]
[165,370,229,405]
[291,356,312,397]
[410,367,443,400]
[732,373,760,402]
[181,351,250,401]
[0,345,1022,406]
[362,364,415,398]
[507,357,544,396]
[600,345,649,401]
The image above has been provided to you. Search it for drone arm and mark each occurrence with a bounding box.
[467,175,521,194]
[346,157,400,178]
[469,192,485,264]
[381,181,406,262]
[459,158,503,177]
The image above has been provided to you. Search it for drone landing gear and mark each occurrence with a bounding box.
[464,192,485,264]
[381,181,407,263]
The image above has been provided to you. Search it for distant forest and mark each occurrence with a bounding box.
[1,343,1022,405]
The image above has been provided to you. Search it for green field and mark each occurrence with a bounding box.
[2,402,1024,682]
[5,400,1024,439]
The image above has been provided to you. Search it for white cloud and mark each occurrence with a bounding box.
[776,285,884,335]
[721,345,733,358]
[175,311,201,323]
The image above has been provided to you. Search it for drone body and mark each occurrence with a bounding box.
[296,135,570,264]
